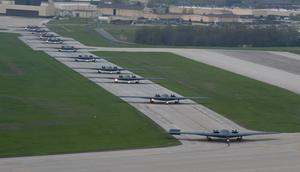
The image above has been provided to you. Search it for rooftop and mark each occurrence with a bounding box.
[96,2,144,10]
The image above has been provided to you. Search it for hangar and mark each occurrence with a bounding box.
[0,0,55,17]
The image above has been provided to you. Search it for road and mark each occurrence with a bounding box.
[0,16,300,172]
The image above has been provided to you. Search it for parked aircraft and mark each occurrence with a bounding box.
[169,129,277,144]
[91,74,161,83]
[55,54,101,62]
[95,66,125,73]
[42,45,94,52]
[45,37,64,44]
[39,33,60,40]
[75,55,99,62]
[74,66,127,74]
[58,45,79,52]
[121,93,207,104]
[30,28,49,34]
[24,25,41,31]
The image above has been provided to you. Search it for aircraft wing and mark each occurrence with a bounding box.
[169,129,218,137]
[87,76,116,79]
[55,56,102,59]
[76,47,96,50]
[87,76,160,80]
[27,37,58,40]
[141,77,163,80]
[37,46,61,49]
[109,77,157,81]
[176,96,208,100]
[230,131,278,137]
[72,67,100,70]
[41,42,64,44]
[36,47,94,50]
[120,96,153,99]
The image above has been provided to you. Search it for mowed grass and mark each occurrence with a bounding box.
[47,19,137,47]
[95,52,300,132]
[0,33,178,157]
[47,23,115,47]
[47,19,151,47]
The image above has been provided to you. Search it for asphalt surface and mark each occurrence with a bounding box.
[216,50,300,75]
[1,16,300,172]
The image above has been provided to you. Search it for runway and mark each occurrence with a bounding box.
[90,47,300,95]
[1,16,300,172]
[0,133,299,172]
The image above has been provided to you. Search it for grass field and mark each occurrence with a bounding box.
[95,51,300,132]
[47,21,116,47]
[47,19,141,47]
[0,33,178,157]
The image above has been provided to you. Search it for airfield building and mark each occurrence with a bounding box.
[55,2,97,18]
[0,0,55,17]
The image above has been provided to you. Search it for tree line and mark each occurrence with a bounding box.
[134,25,300,47]
[147,0,300,8]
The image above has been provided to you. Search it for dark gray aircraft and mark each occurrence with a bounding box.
[24,25,41,31]
[58,45,79,52]
[95,66,126,74]
[169,129,277,144]
[39,33,60,40]
[121,93,207,104]
[45,37,64,44]
[75,55,99,62]
[30,28,49,34]
[95,74,161,83]
[55,54,101,62]
[43,45,94,52]
[74,66,127,74]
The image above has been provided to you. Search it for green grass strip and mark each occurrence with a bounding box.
[0,33,178,157]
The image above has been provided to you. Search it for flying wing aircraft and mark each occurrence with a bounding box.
[90,74,162,84]
[73,66,127,74]
[121,93,207,104]
[24,25,42,31]
[44,37,64,44]
[74,55,99,62]
[30,28,49,34]
[41,45,95,52]
[55,54,102,62]
[39,33,60,40]
[169,129,277,144]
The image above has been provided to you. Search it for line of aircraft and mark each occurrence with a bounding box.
[25,25,278,145]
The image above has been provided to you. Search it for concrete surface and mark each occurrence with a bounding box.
[0,16,300,172]
[0,133,299,172]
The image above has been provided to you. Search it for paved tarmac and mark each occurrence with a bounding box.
[1,16,300,172]
[0,133,299,172]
